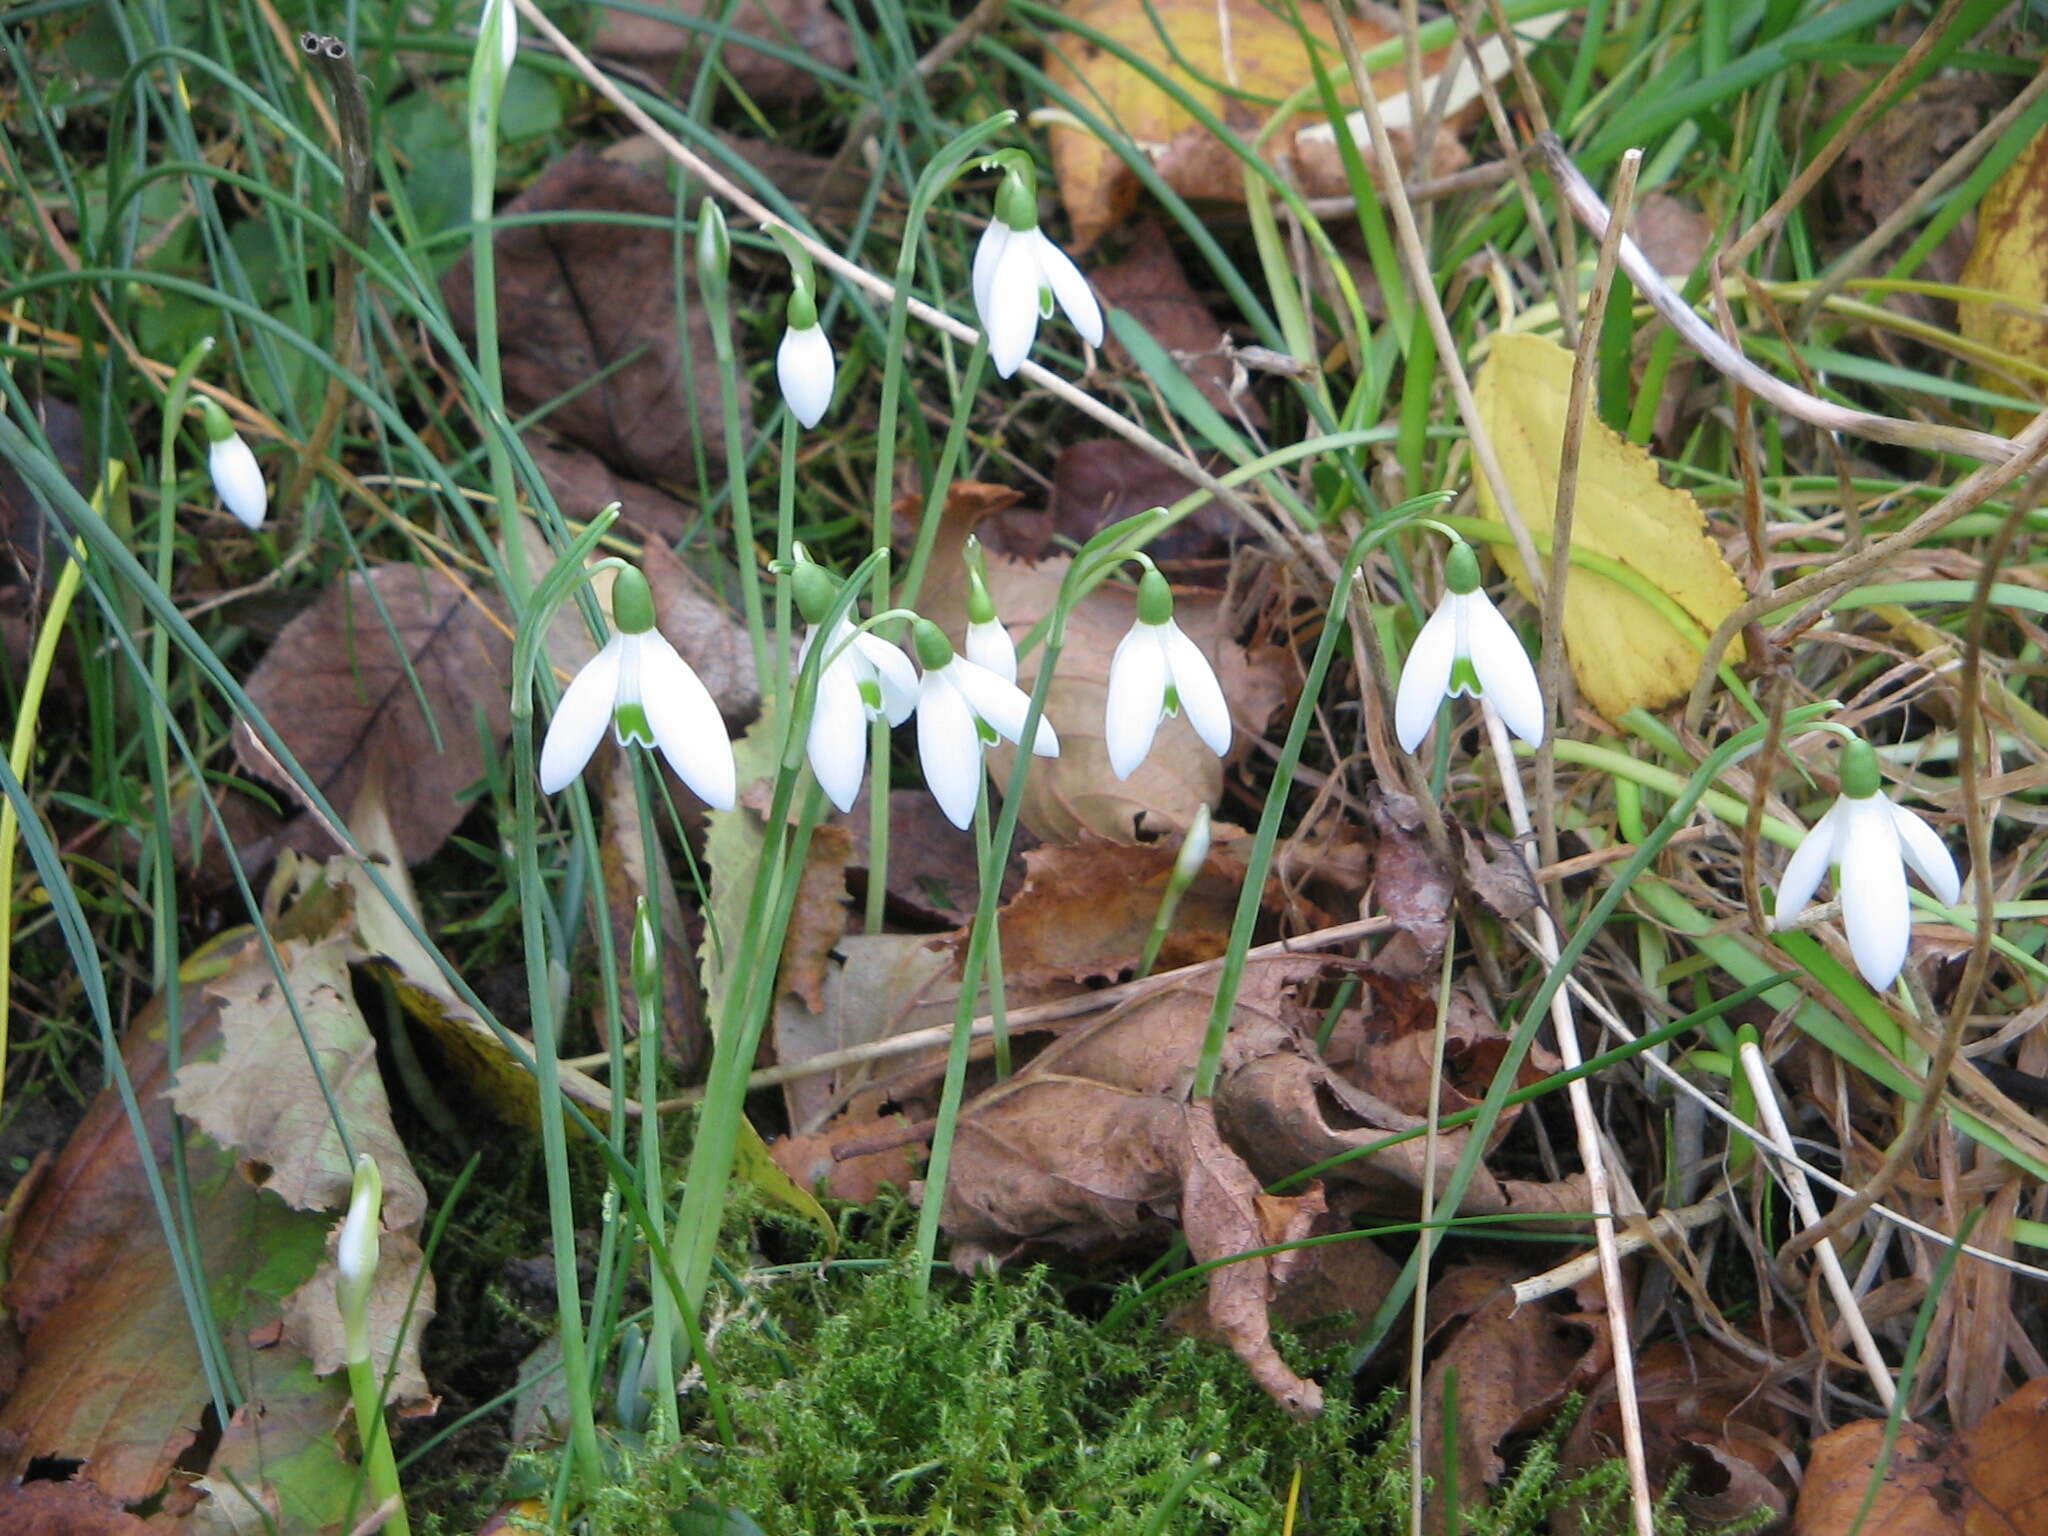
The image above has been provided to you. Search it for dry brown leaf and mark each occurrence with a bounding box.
[1089,222,1267,427]
[779,823,854,1013]
[1795,1376,2048,1536]
[772,933,954,1130]
[594,0,852,107]
[829,787,1034,927]
[234,563,511,867]
[0,916,407,1521]
[523,438,695,547]
[1047,440,1228,565]
[919,507,1289,844]
[1364,787,1452,978]
[1419,1264,1599,1511]
[968,835,1245,987]
[443,148,740,485]
[1473,331,1749,719]
[770,1115,920,1204]
[1178,1103,1324,1416]
[1959,120,2048,436]
[0,1481,152,1534]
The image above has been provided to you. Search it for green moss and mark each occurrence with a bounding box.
[575,1254,1690,1536]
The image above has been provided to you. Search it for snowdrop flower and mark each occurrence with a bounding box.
[911,617,1058,829]
[791,553,917,813]
[539,565,736,808]
[1394,540,1544,753]
[1772,736,1962,991]
[200,398,266,530]
[335,1153,382,1364]
[1104,569,1230,780]
[972,164,1103,378]
[776,284,834,429]
[962,538,1016,684]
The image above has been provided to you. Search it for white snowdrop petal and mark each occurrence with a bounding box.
[965,618,1018,685]
[984,233,1043,378]
[1034,230,1104,347]
[947,658,1057,757]
[917,672,984,830]
[539,635,624,793]
[639,635,738,810]
[851,631,920,725]
[1838,798,1911,990]
[1104,624,1168,780]
[1160,620,1231,759]
[484,0,517,75]
[209,434,268,529]
[776,323,835,429]
[972,222,1010,334]
[1771,800,1842,930]
[1462,590,1545,746]
[806,652,871,813]
[1887,801,1962,907]
[1393,598,1461,753]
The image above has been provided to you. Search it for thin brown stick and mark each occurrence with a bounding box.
[1684,405,2048,728]
[1539,134,2018,466]
[1536,149,1638,868]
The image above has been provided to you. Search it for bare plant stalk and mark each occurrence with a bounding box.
[1408,927,1458,1536]
[1536,149,1639,867]
[1539,134,2018,466]
[1481,698,1655,1536]
[1736,1042,1899,1412]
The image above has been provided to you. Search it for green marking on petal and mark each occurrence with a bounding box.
[1163,683,1181,718]
[858,677,882,712]
[615,701,654,746]
[1448,656,1482,697]
[976,717,1000,746]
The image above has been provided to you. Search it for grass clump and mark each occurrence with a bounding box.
[574,1252,1677,1536]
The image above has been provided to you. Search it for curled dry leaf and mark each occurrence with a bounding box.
[919,505,1289,844]
[0,1482,152,1535]
[443,148,741,485]
[1959,120,2048,436]
[769,1115,921,1204]
[595,0,853,108]
[234,562,512,867]
[1473,331,1749,720]
[931,957,1569,1410]
[1364,787,1452,978]
[1795,1377,2048,1536]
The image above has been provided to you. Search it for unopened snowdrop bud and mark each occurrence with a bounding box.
[972,162,1103,378]
[538,565,737,807]
[1772,736,1963,991]
[1173,802,1212,886]
[911,616,1057,829]
[696,199,730,304]
[479,0,517,83]
[631,896,660,1002]
[336,1153,383,1366]
[1104,568,1231,780]
[1394,540,1544,753]
[201,398,267,530]
[962,538,1015,684]
[777,286,835,429]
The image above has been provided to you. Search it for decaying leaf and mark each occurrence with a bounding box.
[523,437,696,546]
[0,902,430,1528]
[778,823,854,1013]
[919,506,1288,844]
[1473,331,1749,719]
[594,0,853,108]
[932,957,1572,1409]
[1959,120,2048,437]
[443,148,741,485]
[772,933,953,1129]
[1041,0,1487,249]
[1794,1377,2048,1536]
[829,787,1034,927]
[770,1114,921,1204]
[969,835,1246,987]
[1048,439,1228,565]
[234,562,512,867]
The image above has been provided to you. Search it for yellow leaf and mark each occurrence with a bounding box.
[1958,122,2048,437]
[1472,332,1748,720]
